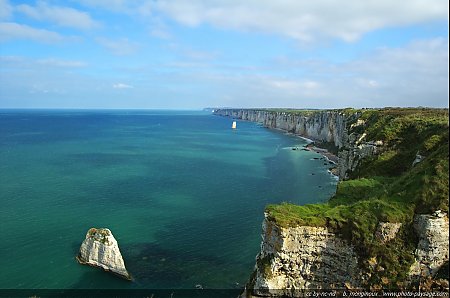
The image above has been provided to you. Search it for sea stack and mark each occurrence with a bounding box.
[76,228,131,280]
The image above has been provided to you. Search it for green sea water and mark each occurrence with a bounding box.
[0,110,337,290]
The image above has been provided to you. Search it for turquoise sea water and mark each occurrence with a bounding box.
[0,110,337,290]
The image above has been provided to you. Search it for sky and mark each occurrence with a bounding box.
[0,0,448,109]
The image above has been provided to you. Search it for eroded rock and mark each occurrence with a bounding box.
[77,228,131,280]
[375,222,402,243]
[245,214,362,297]
[410,211,449,277]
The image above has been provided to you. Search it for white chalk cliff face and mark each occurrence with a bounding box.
[244,214,362,297]
[214,109,346,147]
[77,228,131,280]
[411,211,449,277]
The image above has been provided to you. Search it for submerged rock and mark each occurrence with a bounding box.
[76,228,131,280]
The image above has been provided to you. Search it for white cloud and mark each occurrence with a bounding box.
[154,37,448,108]
[277,37,449,107]
[154,0,448,42]
[0,22,65,43]
[149,18,172,39]
[113,83,133,89]
[75,0,130,12]
[96,37,139,55]
[1,56,87,68]
[0,0,12,20]
[36,58,87,68]
[150,27,171,39]
[165,42,218,61]
[1,30,447,109]
[75,0,152,16]
[269,79,319,91]
[16,1,100,30]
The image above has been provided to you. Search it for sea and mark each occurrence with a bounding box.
[0,110,337,292]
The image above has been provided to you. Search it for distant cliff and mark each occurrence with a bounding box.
[214,108,383,180]
[214,108,449,294]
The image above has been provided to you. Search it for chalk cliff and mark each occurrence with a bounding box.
[214,109,346,148]
[77,228,131,280]
[213,109,382,180]
[411,211,449,277]
[243,214,449,296]
[214,108,449,294]
[245,214,362,297]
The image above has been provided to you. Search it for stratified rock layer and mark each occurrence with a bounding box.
[247,214,362,297]
[411,211,449,277]
[77,228,131,280]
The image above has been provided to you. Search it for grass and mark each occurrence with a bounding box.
[264,107,449,287]
[87,228,111,245]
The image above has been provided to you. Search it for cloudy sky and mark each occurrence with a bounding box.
[0,0,448,109]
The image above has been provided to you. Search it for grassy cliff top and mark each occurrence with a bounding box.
[267,107,448,224]
[218,107,449,118]
[265,107,449,287]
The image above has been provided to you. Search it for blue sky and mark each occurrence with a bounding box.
[0,0,448,109]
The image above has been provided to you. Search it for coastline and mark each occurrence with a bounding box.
[215,108,450,293]
[233,118,340,175]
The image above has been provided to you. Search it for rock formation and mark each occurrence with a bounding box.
[375,222,402,243]
[410,211,449,277]
[245,214,362,297]
[77,228,131,280]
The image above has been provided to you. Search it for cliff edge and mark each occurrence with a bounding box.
[214,108,449,294]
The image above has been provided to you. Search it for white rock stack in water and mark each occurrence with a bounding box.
[77,228,131,280]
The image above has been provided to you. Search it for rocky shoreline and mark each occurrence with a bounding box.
[214,109,342,177]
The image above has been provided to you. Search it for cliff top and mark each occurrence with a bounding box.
[86,228,113,245]
[267,107,448,225]
[215,107,449,118]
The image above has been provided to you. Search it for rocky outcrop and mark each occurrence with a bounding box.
[77,228,131,280]
[410,211,449,277]
[337,131,383,179]
[213,109,383,180]
[244,214,362,297]
[375,222,402,243]
[244,212,449,296]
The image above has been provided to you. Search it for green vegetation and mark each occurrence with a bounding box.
[88,228,111,244]
[265,107,449,288]
[250,108,324,116]
[352,108,449,177]
[256,254,275,279]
